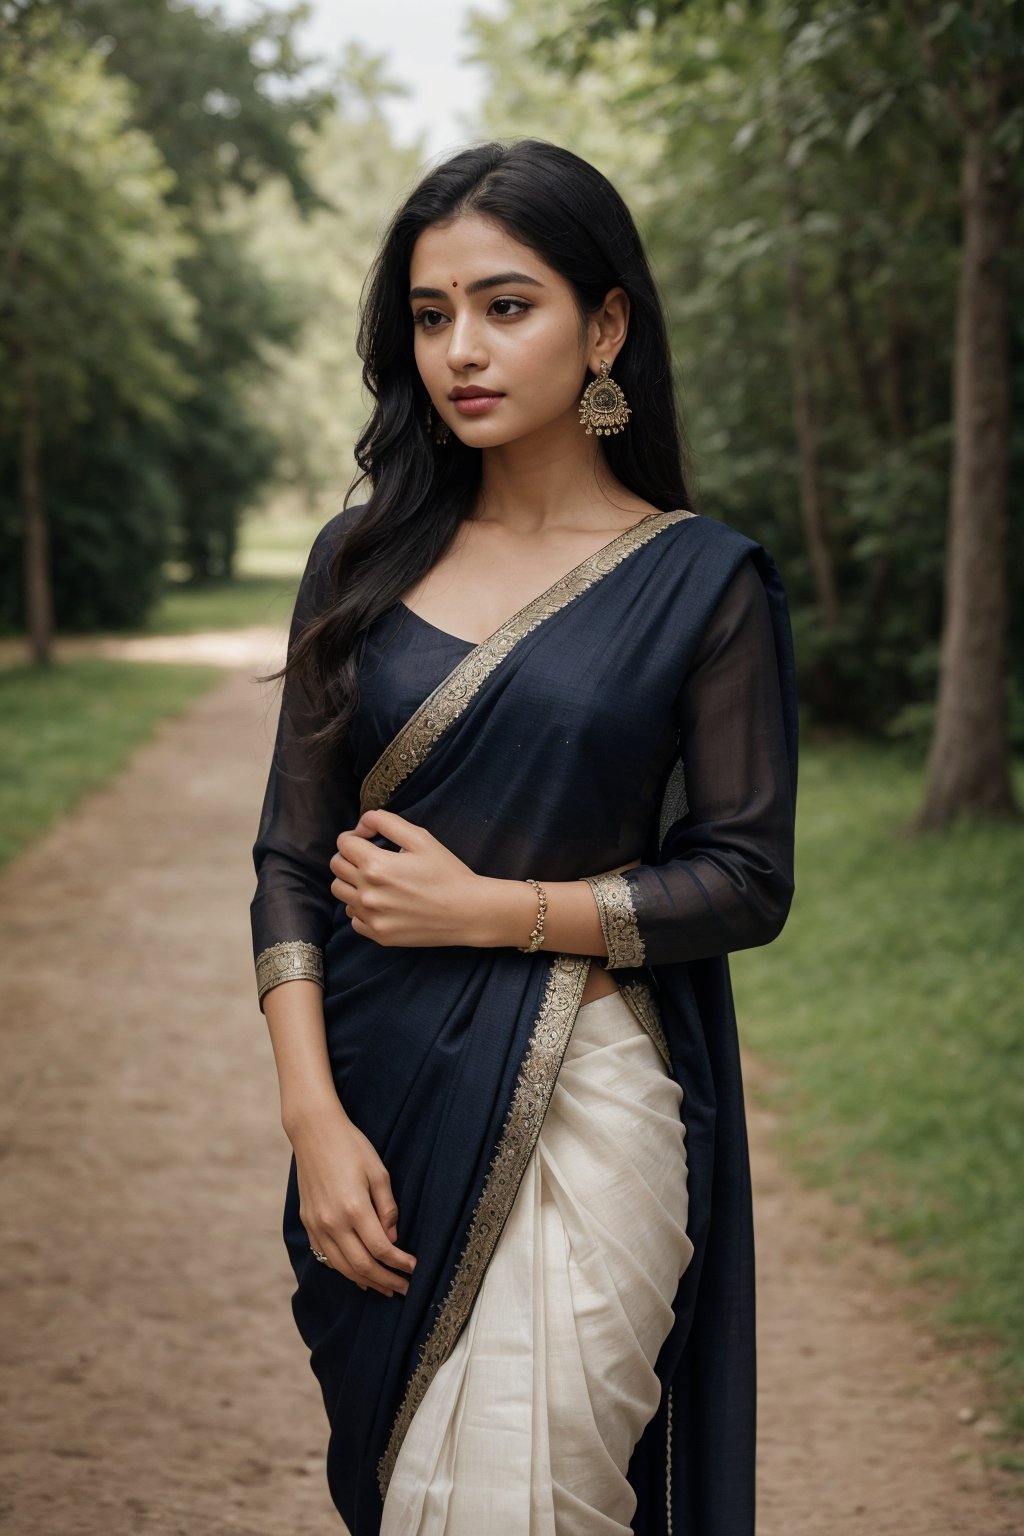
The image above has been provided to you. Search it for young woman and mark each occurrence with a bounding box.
[250,138,798,1536]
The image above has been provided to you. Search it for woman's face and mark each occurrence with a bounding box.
[409,214,625,450]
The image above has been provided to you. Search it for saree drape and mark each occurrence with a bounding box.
[250,502,799,1535]
[378,984,695,1533]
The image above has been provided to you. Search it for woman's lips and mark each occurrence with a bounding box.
[451,393,504,415]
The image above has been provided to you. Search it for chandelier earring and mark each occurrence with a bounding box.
[578,358,632,436]
[426,402,451,447]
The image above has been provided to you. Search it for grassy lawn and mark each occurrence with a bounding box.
[139,572,302,635]
[0,511,320,864]
[732,734,1024,1448]
[0,659,221,868]
[135,509,324,634]
[237,508,325,574]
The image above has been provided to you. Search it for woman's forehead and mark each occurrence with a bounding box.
[409,215,553,287]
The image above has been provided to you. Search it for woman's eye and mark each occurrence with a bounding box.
[490,297,530,318]
[413,298,530,328]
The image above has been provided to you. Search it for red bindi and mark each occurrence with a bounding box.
[452,280,458,287]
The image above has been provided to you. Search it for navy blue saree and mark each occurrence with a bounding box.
[250,503,799,1534]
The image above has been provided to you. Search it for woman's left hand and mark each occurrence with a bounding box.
[329,808,483,949]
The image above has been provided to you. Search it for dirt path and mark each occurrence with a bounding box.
[0,625,287,673]
[0,646,1019,1534]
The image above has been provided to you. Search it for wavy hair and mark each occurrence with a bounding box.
[267,137,694,770]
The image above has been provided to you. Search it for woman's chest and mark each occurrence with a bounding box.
[349,601,681,830]
[350,604,475,779]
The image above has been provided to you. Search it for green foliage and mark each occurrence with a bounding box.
[0,657,220,867]
[68,0,334,208]
[0,0,338,629]
[221,45,424,518]
[467,0,1024,741]
[0,356,204,631]
[0,8,197,630]
[732,737,1024,1430]
[0,9,197,428]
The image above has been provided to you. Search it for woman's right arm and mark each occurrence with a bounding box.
[264,981,415,1298]
[251,511,416,1297]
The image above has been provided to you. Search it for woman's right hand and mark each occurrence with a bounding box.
[289,1105,418,1298]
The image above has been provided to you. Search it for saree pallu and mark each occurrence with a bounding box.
[255,504,800,1534]
[379,984,695,1533]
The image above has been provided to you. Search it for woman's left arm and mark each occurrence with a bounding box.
[578,554,797,968]
[468,553,797,966]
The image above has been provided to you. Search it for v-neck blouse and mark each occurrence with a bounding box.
[349,601,477,786]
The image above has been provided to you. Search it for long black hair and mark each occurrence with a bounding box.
[270,137,694,768]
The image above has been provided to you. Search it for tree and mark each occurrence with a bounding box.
[471,0,1023,802]
[0,8,196,661]
[69,0,336,583]
[221,44,423,520]
[0,0,338,633]
[899,1,1023,827]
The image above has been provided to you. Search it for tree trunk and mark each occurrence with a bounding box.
[913,130,1020,827]
[19,337,53,667]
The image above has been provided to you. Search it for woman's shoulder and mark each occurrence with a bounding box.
[294,502,370,614]
[661,507,768,576]
[309,500,369,558]
[675,507,761,552]
[300,501,370,585]
[662,510,790,621]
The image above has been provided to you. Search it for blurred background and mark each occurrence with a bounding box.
[1,1,1021,1532]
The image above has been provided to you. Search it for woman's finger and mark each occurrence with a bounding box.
[367,1169,408,1254]
[358,1214,417,1276]
[311,1226,390,1296]
[336,1227,410,1296]
[330,847,361,880]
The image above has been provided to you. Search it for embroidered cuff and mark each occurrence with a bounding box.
[579,872,646,970]
[255,940,325,1011]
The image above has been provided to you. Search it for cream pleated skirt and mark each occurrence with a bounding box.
[380,984,695,1535]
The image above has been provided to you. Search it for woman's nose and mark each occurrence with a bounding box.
[446,312,488,371]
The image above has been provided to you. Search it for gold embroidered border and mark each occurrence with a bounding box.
[255,940,324,1011]
[580,871,646,970]
[360,509,699,814]
[376,952,591,1501]
[620,977,672,1071]
[666,1382,675,1534]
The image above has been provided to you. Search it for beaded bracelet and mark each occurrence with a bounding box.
[517,877,548,953]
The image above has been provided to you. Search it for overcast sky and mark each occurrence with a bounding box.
[217,0,505,155]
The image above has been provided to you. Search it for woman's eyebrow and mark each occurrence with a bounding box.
[409,272,545,302]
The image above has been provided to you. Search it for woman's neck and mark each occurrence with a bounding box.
[473,412,648,534]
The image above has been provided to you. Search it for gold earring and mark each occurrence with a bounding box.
[426,403,451,446]
[578,359,631,436]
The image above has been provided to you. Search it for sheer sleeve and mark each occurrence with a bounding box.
[249,513,359,1011]
[581,554,797,969]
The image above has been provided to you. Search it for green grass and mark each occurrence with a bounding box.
[732,735,1024,1452]
[133,510,323,634]
[138,572,301,634]
[0,658,221,867]
[238,509,324,572]
[0,511,318,860]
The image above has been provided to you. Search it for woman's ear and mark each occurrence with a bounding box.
[588,286,630,373]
